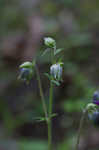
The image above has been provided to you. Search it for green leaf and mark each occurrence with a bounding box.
[32,117,46,122]
[44,73,61,86]
[54,48,64,55]
[41,48,50,57]
[51,80,60,86]
[50,113,57,118]
[44,73,51,80]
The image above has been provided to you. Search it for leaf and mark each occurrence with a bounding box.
[51,80,60,86]
[41,48,50,57]
[50,113,58,118]
[54,48,64,55]
[44,73,61,86]
[44,73,51,80]
[32,117,46,122]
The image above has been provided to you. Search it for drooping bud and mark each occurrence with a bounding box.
[50,63,63,81]
[18,61,35,83]
[19,61,33,69]
[44,37,56,48]
[88,111,99,127]
[18,68,33,82]
[93,91,99,105]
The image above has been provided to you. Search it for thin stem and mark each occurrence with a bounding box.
[35,64,48,120]
[49,82,53,116]
[76,110,87,150]
[47,46,54,150]
[48,81,53,150]
[48,118,52,150]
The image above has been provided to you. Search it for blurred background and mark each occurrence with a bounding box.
[0,0,99,150]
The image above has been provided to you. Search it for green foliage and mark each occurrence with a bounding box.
[20,140,48,150]
[63,100,86,113]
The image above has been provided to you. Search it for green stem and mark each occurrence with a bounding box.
[49,82,53,116]
[48,118,52,150]
[48,82,53,150]
[47,46,54,150]
[76,110,87,150]
[35,64,48,120]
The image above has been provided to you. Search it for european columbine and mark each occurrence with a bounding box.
[93,91,99,105]
[18,37,64,150]
[50,63,63,81]
[87,92,99,127]
[76,94,99,150]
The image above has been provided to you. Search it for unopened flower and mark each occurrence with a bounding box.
[50,63,63,81]
[88,111,99,127]
[18,61,35,82]
[93,91,99,105]
[44,37,56,48]
[19,68,33,82]
[19,61,33,69]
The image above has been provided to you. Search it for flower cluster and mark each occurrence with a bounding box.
[44,37,63,83]
[18,37,63,85]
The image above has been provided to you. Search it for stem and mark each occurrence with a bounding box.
[47,46,54,150]
[49,82,53,116]
[76,110,87,150]
[48,118,52,150]
[35,64,48,120]
[48,81,53,150]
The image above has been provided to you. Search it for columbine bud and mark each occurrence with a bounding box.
[93,91,99,105]
[19,61,33,69]
[19,68,33,82]
[44,37,56,48]
[88,111,99,127]
[50,63,63,81]
[18,61,35,82]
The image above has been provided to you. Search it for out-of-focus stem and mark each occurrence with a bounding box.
[76,110,87,150]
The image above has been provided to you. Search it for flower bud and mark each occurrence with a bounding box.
[50,63,63,81]
[19,61,33,69]
[88,111,99,127]
[44,37,56,48]
[93,91,99,105]
[18,68,33,82]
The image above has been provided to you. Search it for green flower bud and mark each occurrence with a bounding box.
[44,37,56,48]
[86,103,97,114]
[18,68,33,83]
[18,60,35,83]
[19,61,33,69]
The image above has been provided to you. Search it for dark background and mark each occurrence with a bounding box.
[0,0,99,150]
